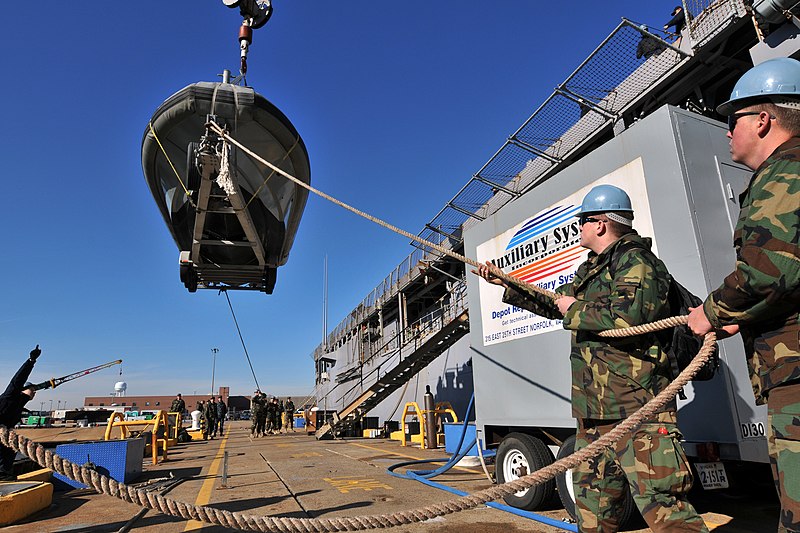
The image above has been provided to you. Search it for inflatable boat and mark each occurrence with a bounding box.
[141,80,310,293]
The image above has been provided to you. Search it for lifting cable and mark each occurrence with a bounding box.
[223,290,261,391]
[148,122,198,209]
[0,127,720,532]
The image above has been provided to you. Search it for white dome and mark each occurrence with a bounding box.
[114,381,128,392]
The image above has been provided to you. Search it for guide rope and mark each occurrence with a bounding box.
[0,129,721,531]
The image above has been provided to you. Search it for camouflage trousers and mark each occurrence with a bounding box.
[574,411,707,533]
[767,383,800,533]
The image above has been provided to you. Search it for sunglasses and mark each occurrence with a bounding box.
[578,214,603,226]
[727,111,775,133]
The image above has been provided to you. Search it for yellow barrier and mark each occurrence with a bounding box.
[397,402,458,449]
[104,410,170,465]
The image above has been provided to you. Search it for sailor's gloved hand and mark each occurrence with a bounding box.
[29,345,41,362]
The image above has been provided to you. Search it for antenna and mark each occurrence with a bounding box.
[322,255,328,350]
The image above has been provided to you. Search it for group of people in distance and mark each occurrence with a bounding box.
[249,391,295,437]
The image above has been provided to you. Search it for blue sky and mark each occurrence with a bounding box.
[0,2,674,410]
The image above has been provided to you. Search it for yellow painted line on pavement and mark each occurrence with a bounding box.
[183,426,230,531]
[348,442,477,473]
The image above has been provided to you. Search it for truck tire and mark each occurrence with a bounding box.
[555,434,638,527]
[496,432,557,510]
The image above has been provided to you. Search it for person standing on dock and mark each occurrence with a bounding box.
[688,57,800,533]
[204,397,217,439]
[170,394,186,419]
[474,185,708,533]
[285,397,295,433]
[215,396,227,436]
[0,346,41,481]
[250,390,264,437]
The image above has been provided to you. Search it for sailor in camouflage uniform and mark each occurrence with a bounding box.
[476,184,707,532]
[689,58,800,533]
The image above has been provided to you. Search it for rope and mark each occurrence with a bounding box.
[205,122,552,304]
[244,136,302,210]
[148,122,197,209]
[0,127,720,531]
[0,329,716,532]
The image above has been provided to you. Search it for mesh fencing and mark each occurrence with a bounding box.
[317,0,748,356]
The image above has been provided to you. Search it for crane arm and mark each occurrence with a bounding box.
[32,359,123,391]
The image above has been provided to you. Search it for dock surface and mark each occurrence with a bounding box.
[5,421,780,532]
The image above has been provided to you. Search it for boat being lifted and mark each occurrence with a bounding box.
[141,72,310,294]
[141,0,309,294]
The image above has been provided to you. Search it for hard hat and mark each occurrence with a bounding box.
[717,58,800,115]
[576,184,633,215]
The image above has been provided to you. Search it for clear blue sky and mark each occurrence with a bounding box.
[0,2,673,410]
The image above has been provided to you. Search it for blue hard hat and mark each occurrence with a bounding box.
[717,58,800,115]
[576,184,633,215]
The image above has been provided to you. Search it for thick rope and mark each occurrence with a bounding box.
[0,128,719,531]
[205,122,552,304]
[0,329,715,531]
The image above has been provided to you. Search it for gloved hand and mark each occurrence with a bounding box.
[30,345,41,362]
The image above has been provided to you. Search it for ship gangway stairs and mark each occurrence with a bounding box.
[315,307,469,440]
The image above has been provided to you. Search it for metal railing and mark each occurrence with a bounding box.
[315,282,468,412]
[312,0,747,361]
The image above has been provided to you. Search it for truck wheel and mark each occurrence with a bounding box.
[496,432,557,510]
[555,434,638,526]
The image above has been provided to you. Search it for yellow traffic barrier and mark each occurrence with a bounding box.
[394,402,458,449]
[105,410,170,465]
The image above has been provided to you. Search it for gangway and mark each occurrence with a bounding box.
[315,301,469,440]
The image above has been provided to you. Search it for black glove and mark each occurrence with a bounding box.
[30,345,41,362]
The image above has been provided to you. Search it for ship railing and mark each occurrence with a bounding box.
[314,282,468,412]
[312,0,745,363]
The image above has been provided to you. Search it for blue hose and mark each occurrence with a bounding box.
[386,394,577,532]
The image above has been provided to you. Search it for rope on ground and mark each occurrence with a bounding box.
[0,127,720,531]
[0,325,716,532]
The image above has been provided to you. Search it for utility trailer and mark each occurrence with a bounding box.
[463,104,768,517]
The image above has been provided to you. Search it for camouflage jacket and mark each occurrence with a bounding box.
[503,232,674,420]
[703,137,800,404]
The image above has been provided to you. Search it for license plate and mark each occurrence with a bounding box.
[695,461,729,490]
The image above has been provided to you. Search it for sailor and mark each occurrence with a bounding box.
[264,396,276,435]
[204,397,217,439]
[664,5,691,34]
[275,398,283,434]
[688,57,800,533]
[215,396,227,437]
[0,346,41,481]
[285,397,296,433]
[170,393,186,418]
[474,185,707,532]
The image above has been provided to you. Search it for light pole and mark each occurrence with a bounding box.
[49,399,53,413]
[39,401,44,415]
[57,400,61,410]
[211,348,219,396]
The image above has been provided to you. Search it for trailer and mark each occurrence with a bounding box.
[463,104,768,516]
